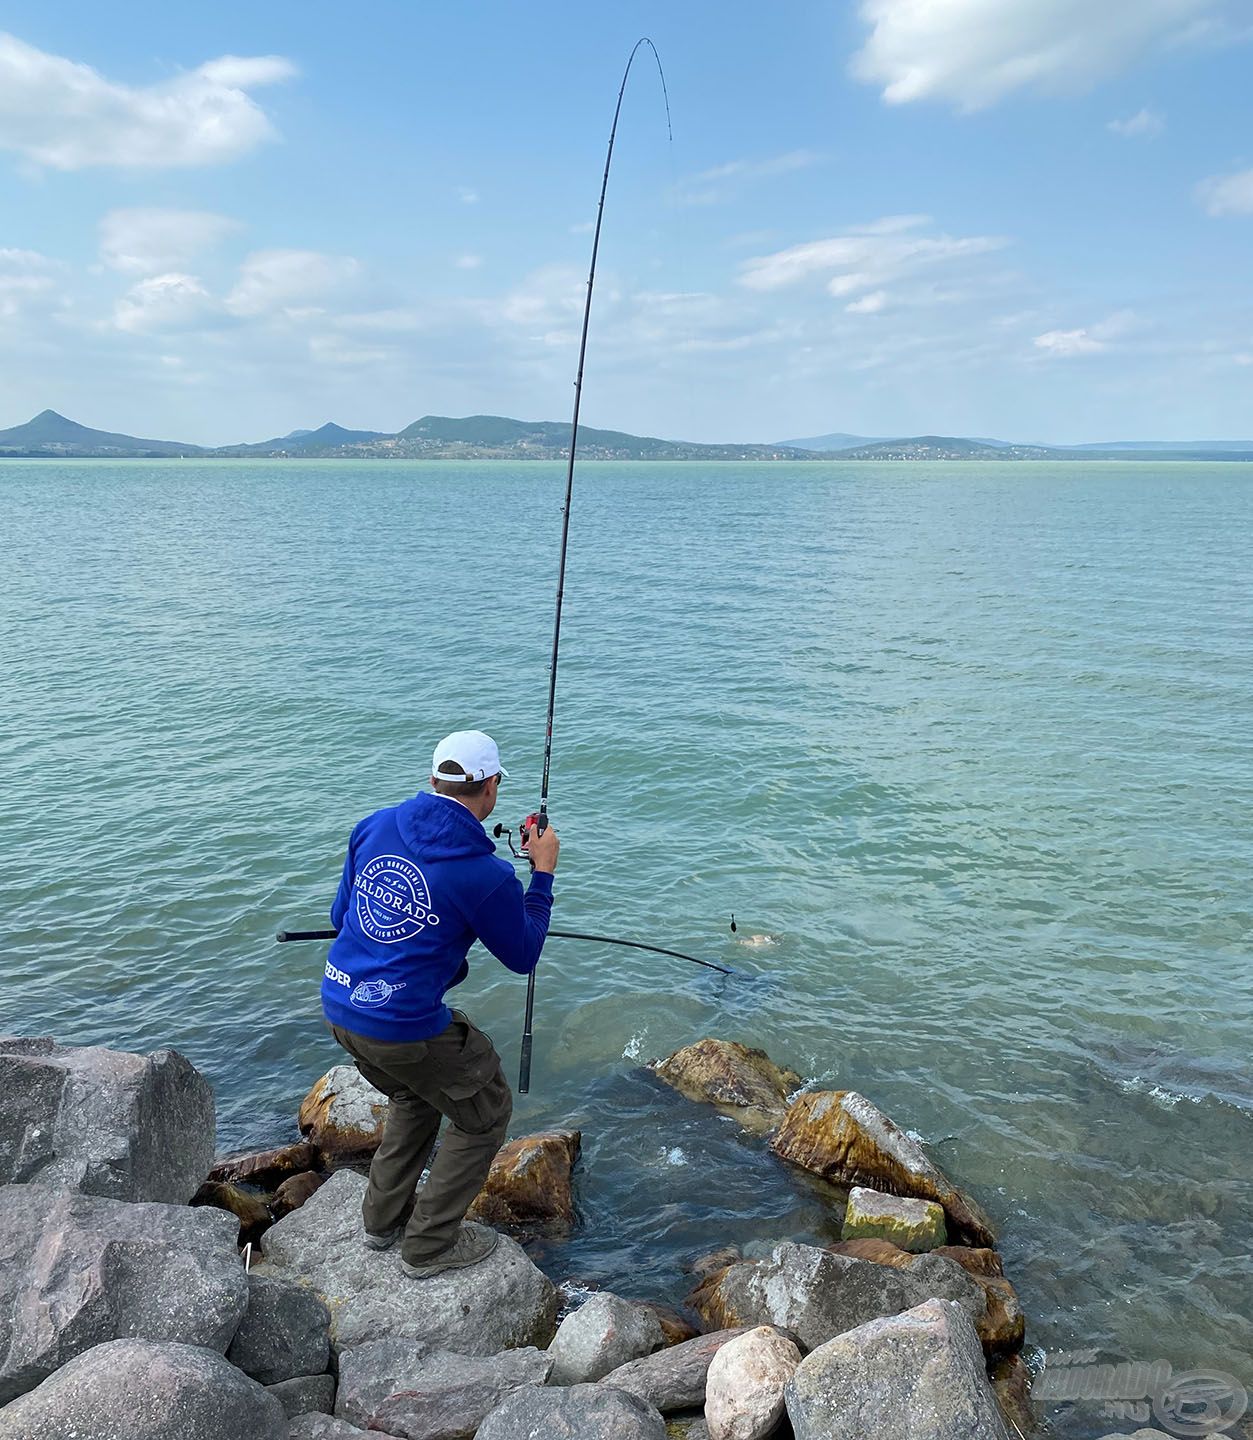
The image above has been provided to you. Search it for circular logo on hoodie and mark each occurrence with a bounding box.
[354,854,441,944]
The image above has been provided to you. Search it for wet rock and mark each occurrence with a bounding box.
[273,1168,328,1219]
[466,1128,580,1230]
[208,1140,318,1188]
[690,1242,985,1355]
[268,1372,336,1418]
[226,1272,332,1383]
[603,1327,767,1413]
[642,1300,702,1347]
[827,1236,916,1268]
[770,1090,996,1246]
[336,1335,552,1436]
[990,1353,1036,1437]
[651,1039,802,1134]
[476,1382,667,1439]
[298,1065,388,1165]
[843,1184,948,1252]
[548,1291,665,1384]
[704,1325,802,1440]
[934,1244,1004,1277]
[0,1183,248,1403]
[289,1416,403,1440]
[686,1245,743,1278]
[975,1273,1026,1355]
[0,1036,214,1203]
[0,1338,286,1440]
[192,1179,273,1246]
[785,1298,1011,1440]
[255,1169,556,1353]
[1093,1431,1174,1440]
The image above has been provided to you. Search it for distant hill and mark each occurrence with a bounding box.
[0,410,203,457]
[219,422,392,455]
[833,435,1054,460]
[777,431,884,451]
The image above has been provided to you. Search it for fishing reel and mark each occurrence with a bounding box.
[492,812,545,865]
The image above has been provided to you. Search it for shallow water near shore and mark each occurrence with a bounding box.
[2,458,1250,1436]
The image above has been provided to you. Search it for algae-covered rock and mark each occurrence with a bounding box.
[651,1040,802,1134]
[298,1067,388,1165]
[842,1185,947,1252]
[208,1141,318,1189]
[770,1090,996,1245]
[467,1128,580,1230]
[191,1179,273,1246]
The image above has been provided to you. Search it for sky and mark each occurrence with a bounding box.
[1,0,1252,446]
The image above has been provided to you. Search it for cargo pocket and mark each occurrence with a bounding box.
[440,1026,511,1135]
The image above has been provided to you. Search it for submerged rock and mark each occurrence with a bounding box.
[0,1338,286,1440]
[0,1183,248,1403]
[192,1178,273,1246]
[843,1184,948,1252]
[704,1325,802,1440]
[466,1128,581,1230]
[255,1169,556,1354]
[651,1039,802,1134]
[769,1090,997,1246]
[226,1272,332,1384]
[268,1372,336,1418]
[547,1291,665,1384]
[476,1382,667,1439]
[298,1065,388,1165]
[0,1036,215,1203]
[603,1327,769,1414]
[784,1298,1011,1440]
[990,1353,1036,1437]
[690,1241,985,1356]
[336,1336,552,1436]
[208,1141,318,1188]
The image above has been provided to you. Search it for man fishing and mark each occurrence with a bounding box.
[320,729,559,1278]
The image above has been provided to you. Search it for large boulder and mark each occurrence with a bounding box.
[769,1091,996,1246]
[467,1129,580,1230]
[651,1040,802,1134]
[226,1272,332,1383]
[704,1325,802,1440]
[298,1065,388,1165]
[842,1185,947,1252]
[785,1298,1011,1440]
[476,1382,667,1439]
[547,1292,665,1384]
[0,1338,286,1440]
[289,1418,403,1440]
[603,1327,768,1414]
[255,1169,557,1354]
[0,1183,248,1403]
[337,1337,551,1438]
[268,1372,337,1418]
[0,1037,214,1203]
[689,1242,986,1355]
[191,1179,273,1246]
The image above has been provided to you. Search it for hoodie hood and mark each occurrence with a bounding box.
[395,790,496,863]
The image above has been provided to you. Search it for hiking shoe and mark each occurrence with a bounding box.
[363,1226,404,1251]
[401,1223,499,1279]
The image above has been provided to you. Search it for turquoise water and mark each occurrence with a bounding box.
[2,459,1249,1433]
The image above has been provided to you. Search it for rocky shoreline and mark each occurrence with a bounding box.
[0,1032,1162,1440]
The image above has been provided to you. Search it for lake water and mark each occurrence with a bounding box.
[2,459,1249,1435]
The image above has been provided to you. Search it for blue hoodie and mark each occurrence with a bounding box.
[321,791,553,1041]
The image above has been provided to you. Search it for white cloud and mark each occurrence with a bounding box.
[0,32,295,170]
[846,290,889,314]
[113,273,213,333]
[1196,167,1253,216]
[852,0,1218,109]
[454,254,483,270]
[1108,108,1166,137]
[739,216,1008,299]
[226,250,360,318]
[674,149,821,204]
[459,187,479,205]
[1033,310,1136,356]
[0,248,60,318]
[99,208,241,273]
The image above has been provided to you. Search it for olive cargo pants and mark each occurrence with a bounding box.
[329,1010,512,1265]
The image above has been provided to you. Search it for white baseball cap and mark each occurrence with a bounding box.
[431,730,509,784]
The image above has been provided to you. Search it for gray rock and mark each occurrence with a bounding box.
[668,1419,711,1440]
[603,1327,765,1414]
[268,1372,336,1417]
[0,1037,215,1203]
[336,1335,551,1437]
[0,1338,286,1440]
[255,1169,557,1354]
[0,1183,248,1403]
[227,1272,331,1383]
[1093,1432,1174,1439]
[288,1416,404,1440]
[476,1382,667,1439]
[785,1298,1011,1440]
[705,1241,985,1352]
[548,1291,665,1384]
[704,1324,802,1440]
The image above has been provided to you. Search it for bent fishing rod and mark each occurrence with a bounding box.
[515,37,673,1095]
[276,927,732,977]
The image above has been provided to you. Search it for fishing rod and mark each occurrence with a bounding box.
[516,37,673,1095]
[275,927,733,977]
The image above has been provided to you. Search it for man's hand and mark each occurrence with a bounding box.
[528,821,560,874]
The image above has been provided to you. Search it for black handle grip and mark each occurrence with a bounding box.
[276,929,338,942]
[518,1032,534,1094]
